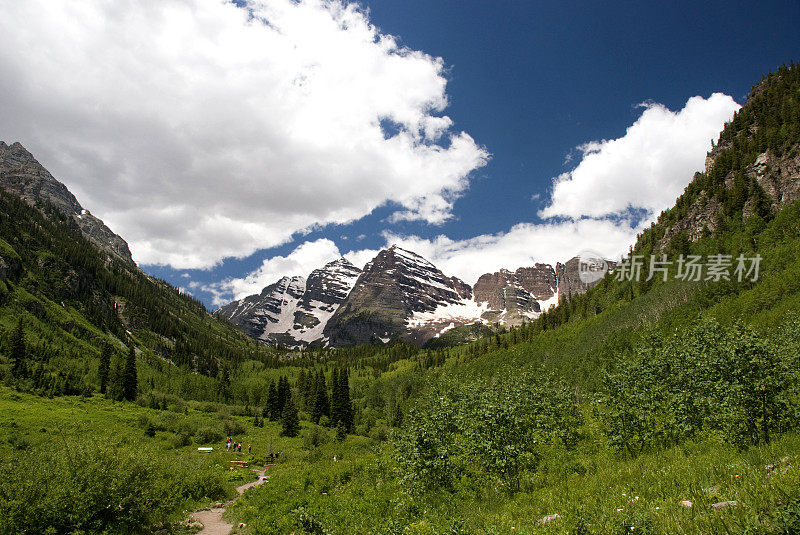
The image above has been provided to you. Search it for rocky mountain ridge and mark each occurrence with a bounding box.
[0,141,134,264]
[323,246,474,346]
[217,245,604,348]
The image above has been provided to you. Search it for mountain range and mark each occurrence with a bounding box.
[216,245,602,348]
[6,67,799,352]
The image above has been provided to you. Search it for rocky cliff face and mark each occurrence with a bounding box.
[323,246,474,346]
[659,146,800,250]
[556,257,596,300]
[747,149,800,212]
[216,275,306,344]
[216,259,361,347]
[470,258,604,327]
[472,265,556,325]
[292,258,362,343]
[0,141,134,264]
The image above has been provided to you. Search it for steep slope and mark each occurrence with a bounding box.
[457,62,800,389]
[216,258,361,347]
[0,142,133,264]
[323,246,474,346]
[648,64,800,252]
[0,151,280,400]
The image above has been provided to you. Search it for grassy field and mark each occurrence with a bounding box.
[225,413,800,534]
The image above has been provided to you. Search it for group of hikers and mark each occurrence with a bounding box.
[226,436,251,454]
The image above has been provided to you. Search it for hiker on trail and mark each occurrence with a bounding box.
[248,444,251,454]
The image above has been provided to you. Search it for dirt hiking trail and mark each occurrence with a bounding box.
[190,465,271,534]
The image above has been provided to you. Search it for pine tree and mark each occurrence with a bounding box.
[280,397,300,437]
[304,371,317,410]
[10,317,26,379]
[311,370,329,424]
[266,380,279,420]
[278,376,291,414]
[98,342,111,394]
[336,420,346,442]
[340,367,354,432]
[330,368,342,427]
[122,346,138,401]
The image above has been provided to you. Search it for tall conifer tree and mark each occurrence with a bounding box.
[98,342,111,394]
[311,370,329,424]
[267,380,279,420]
[10,317,26,379]
[280,397,300,437]
[122,346,138,401]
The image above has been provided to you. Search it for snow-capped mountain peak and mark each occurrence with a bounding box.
[215,258,361,347]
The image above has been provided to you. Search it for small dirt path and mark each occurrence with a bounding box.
[190,465,272,535]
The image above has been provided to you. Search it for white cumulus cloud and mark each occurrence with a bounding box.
[205,238,340,305]
[0,0,488,269]
[539,94,740,220]
[380,220,642,285]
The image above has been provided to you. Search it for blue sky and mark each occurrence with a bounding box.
[1,0,798,308]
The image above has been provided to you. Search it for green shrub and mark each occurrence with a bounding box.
[303,424,330,449]
[604,319,798,453]
[395,369,582,492]
[223,418,246,436]
[0,440,230,534]
[195,426,223,444]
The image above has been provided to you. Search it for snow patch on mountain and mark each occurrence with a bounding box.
[256,276,306,342]
[538,288,560,312]
[406,298,488,329]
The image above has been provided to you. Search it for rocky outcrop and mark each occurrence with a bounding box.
[0,141,134,264]
[472,259,608,327]
[323,246,473,346]
[747,148,800,210]
[660,145,800,251]
[556,257,592,300]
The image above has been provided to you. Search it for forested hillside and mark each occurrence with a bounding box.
[0,188,285,400]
